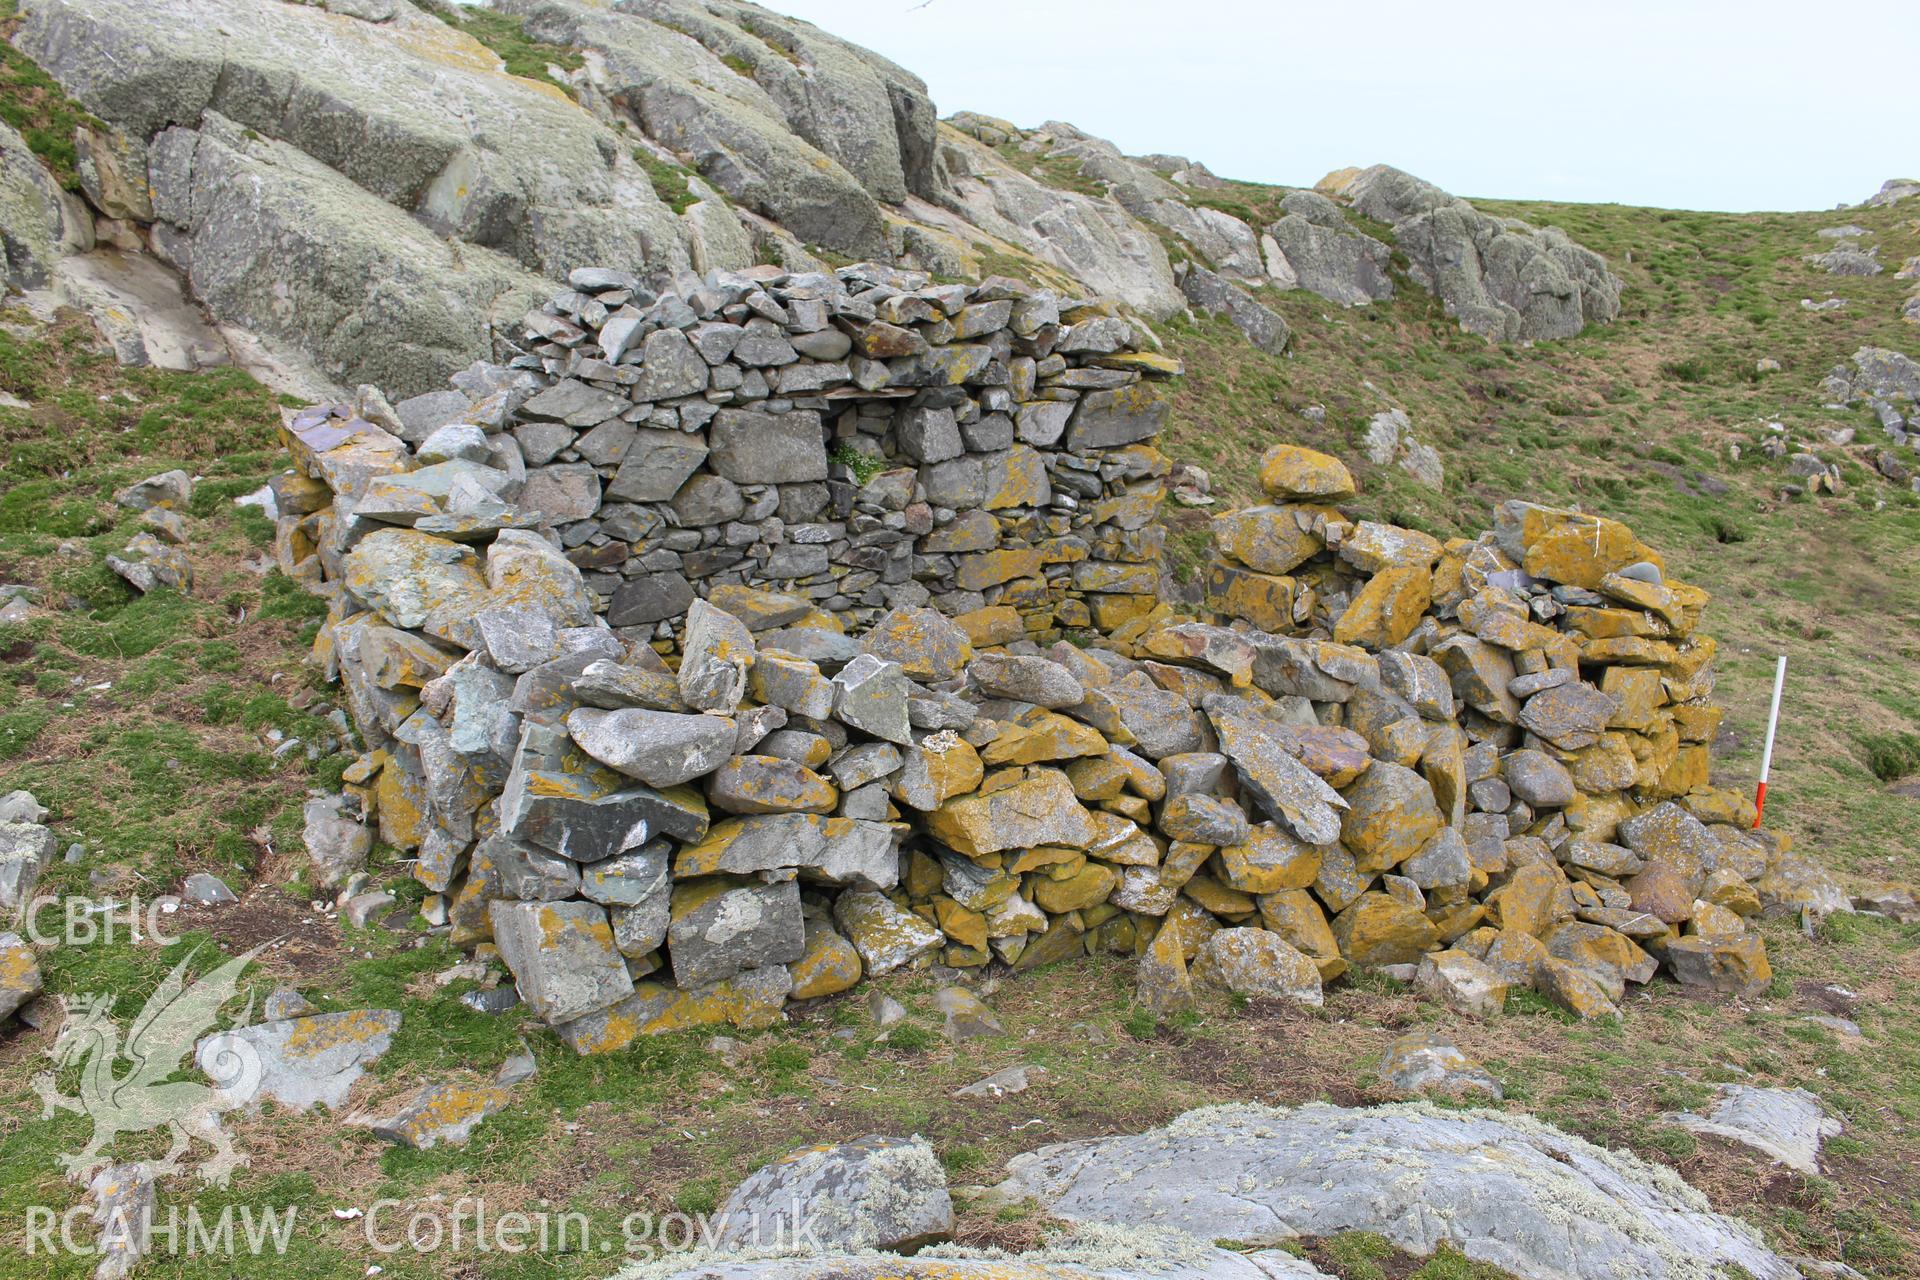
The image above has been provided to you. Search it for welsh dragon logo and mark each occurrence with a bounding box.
[33,944,269,1187]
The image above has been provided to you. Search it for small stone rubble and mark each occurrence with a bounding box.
[277,265,1845,1052]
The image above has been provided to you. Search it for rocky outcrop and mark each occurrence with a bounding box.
[0,121,90,288]
[990,1103,1801,1280]
[7,0,1619,383]
[711,1135,953,1252]
[1334,165,1620,342]
[148,113,550,398]
[622,1235,1334,1280]
[1262,190,1394,307]
[1862,178,1920,207]
[6,0,1193,380]
[1664,1085,1842,1176]
[1178,265,1290,354]
[16,0,689,277]
[935,126,1183,319]
[505,0,893,259]
[1024,121,1265,282]
[1822,347,1920,449]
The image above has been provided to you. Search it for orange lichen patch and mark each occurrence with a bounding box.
[283,1009,399,1059]
[536,902,616,952]
[1333,564,1431,649]
[1513,508,1657,590]
[788,927,862,1000]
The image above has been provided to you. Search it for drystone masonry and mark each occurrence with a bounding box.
[276,264,1847,1054]
[289,262,1183,647]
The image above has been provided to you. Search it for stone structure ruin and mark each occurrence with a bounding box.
[276,262,1845,1054]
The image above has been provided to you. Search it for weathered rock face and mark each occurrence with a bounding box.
[992,1103,1800,1280]
[20,0,686,280]
[1332,165,1620,342]
[1262,190,1394,308]
[146,113,550,398]
[935,124,1183,320]
[504,0,892,259]
[10,0,1623,392]
[9,0,1208,386]
[1178,263,1290,354]
[0,120,90,289]
[711,1134,953,1252]
[1664,1085,1841,1176]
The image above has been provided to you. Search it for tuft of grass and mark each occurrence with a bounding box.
[426,1,583,92]
[1860,732,1920,782]
[636,150,701,215]
[830,442,887,486]
[1660,356,1714,383]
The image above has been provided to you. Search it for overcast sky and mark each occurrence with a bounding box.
[763,0,1912,212]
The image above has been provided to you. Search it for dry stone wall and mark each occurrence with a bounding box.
[275,263,1844,1054]
[320,262,1182,646]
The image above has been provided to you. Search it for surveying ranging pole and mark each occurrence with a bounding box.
[1753,656,1787,829]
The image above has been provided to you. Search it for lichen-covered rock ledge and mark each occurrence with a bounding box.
[277,262,1847,1054]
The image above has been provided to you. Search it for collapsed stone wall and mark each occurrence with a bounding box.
[276,264,1845,1054]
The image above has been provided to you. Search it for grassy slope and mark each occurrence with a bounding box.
[0,192,1916,1280]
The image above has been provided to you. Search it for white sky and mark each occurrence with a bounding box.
[763,0,1914,212]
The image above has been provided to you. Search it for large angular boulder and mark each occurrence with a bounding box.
[491,900,635,1024]
[1191,929,1323,1006]
[149,111,550,398]
[1264,192,1394,308]
[566,707,737,789]
[0,821,57,914]
[197,1008,401,1112]
[667,877,806,988]
[0,120,89,289]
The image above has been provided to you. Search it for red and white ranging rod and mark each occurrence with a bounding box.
[1753,655,1787,829]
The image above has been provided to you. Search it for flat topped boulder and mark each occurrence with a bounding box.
[1258,444,1355,500]
[991,1102,1799,1280]
[566,707,736,789]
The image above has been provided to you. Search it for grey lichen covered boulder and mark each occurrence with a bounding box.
[1263,191,1394,307]
[1337,165,1620,342]
[712,1134,954,1252]
[195,1008,401,1112]
[990,1102,1800,1280]
[0,120,90,288]
[144,114,550,398]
